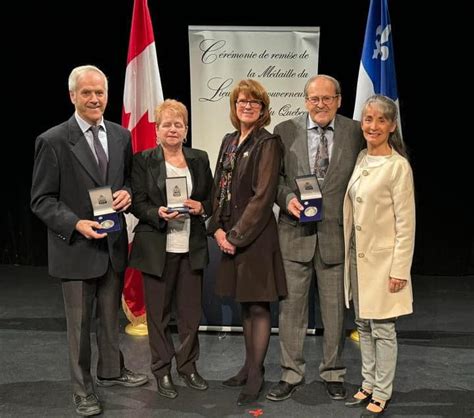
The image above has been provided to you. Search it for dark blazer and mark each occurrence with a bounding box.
[129,146,213,277]
[31,116,132,279]
[208,128,287,302]
[276,113,364,265]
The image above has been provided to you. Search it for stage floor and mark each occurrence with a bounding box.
[0,265,473,417]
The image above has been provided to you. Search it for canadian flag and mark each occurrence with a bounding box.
[122,0,163,327]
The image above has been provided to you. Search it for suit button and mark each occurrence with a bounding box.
[355,225,362,231]
[356,197,362,203]
[362,170,369,176]
[358,252,365,258]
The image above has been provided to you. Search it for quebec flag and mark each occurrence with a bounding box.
[353,0,400,127]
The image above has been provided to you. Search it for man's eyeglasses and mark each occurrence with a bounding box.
[236,99,262,108]
[305,95,340,105]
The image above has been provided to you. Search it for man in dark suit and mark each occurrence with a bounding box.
[31,65,148,416]
[267,75,364,402]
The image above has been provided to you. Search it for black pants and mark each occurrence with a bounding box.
[143,252,203,378]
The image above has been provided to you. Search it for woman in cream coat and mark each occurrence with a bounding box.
[343,95,415,416]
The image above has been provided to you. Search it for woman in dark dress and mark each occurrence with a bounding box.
[208,79,287,406]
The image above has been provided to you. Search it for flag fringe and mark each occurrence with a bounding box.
[121,296,147,325]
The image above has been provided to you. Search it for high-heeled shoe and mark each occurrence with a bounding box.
[222,374,247,387]
[236,380,264,406]
[223,366,264,388]
[345,387,372,407]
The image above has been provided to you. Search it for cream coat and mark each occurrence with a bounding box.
[343,149,415,319]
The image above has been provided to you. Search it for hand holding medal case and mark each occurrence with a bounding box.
[88,186,121,232]
[295,175,323,222]
[166,176,189,214]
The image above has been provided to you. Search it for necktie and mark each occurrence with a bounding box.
[90,125,108,183]
[314,127,329,180]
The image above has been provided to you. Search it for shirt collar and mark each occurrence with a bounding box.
[306,115,335,131]
[74,112,106,134]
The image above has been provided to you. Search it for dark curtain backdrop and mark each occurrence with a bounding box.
[2,1,472,275]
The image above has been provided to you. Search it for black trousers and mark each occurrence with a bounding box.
[143,252,203,378]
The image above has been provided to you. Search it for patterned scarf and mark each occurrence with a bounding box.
[218,137,238,213]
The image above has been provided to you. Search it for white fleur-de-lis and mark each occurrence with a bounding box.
[372,24,392,61]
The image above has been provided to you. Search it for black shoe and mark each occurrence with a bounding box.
[222,373,247,387]
[179,371,209,391]
[73,393,102,416]
[222,365,264,388]
[345,388,372,407]
[266,380,304,401]
[237,379,264,406]
[96,367,148,387]
[324,381,347,400]
[237,391,259,406]
[157,374,178,399]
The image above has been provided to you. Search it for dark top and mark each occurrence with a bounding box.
[129,146,213,277]
[30,116,132,279]
[208,128,287,302]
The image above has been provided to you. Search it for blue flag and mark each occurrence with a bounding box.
[353,0,400,125]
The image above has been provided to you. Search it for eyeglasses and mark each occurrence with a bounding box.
[305,95,340,105]
[236,99,262,108]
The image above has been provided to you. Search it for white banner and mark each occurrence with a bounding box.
[189,26,320,172]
